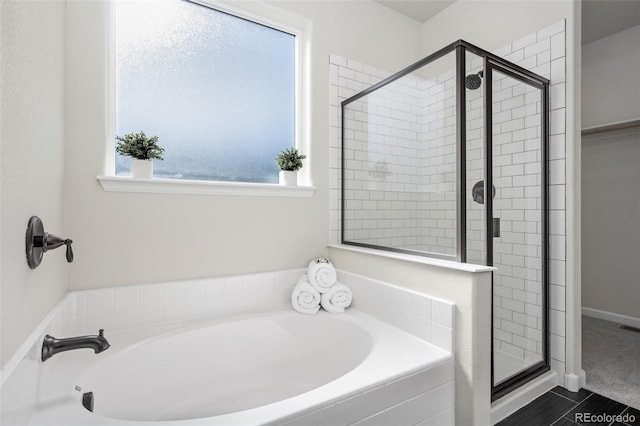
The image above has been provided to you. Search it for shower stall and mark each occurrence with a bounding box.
[340,40,550,399]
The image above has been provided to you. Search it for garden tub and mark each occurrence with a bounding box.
[26,309,454,425]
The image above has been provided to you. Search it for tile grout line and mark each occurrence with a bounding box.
[546,393,581,426]
[549,409,577,426]
[619,406,636,426]
[550,389,592,405]
[556,392,595,424]
[501,390,579,426]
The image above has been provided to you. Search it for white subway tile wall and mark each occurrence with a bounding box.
[330,20,566,382]
[340,54,458,256]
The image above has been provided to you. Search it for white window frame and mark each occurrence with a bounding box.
[99,0,313,197]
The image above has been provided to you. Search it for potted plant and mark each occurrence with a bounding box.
[275,147,306,186]
[115,131,164,179]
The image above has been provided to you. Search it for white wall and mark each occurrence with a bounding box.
[1,0,421,369]
[582,25,640,129]
[582,129,640,320]
[64,0,422,290]
[582,25,640,321]
[0,0,68,368]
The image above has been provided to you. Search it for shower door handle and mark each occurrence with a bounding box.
[493,218,500,238]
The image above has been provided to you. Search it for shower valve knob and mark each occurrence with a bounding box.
[26,216,74,269]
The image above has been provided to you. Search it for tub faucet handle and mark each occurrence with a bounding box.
[65,239,74,263]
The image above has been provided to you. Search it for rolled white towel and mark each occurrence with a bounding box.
[320,282,352,313]
[307,258,337,294]
[291,275,321,315]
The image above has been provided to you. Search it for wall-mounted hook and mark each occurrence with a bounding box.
[26,216,74,269]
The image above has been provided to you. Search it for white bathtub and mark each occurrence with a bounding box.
[26,309,453,426]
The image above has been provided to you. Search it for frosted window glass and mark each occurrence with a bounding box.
[115,0,295,183]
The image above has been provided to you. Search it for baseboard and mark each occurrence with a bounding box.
[564,370,586,392]
[582,307,640,329]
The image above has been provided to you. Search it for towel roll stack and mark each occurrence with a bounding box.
[291,258,352,315]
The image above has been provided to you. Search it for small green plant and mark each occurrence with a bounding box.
[275,147,306,171]
[115,131,164,161]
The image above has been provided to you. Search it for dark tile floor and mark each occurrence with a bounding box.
[497,386,640,426]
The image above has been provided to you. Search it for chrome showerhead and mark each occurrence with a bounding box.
[465,70,484,90]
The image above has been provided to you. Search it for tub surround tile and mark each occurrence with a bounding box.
[59,293,86,336]
[0,357,36,425]
[184,279,206,302]
[162,300,186,323]
[163,281,186,302]
[0,294,76,425]
[1,266,455,425]
[65,268,307,335]
[138,303,163,327]
[281,361,455,426]
[337,270,455,352]
[432,299,454,328]
[113,286,139,310]
[224,275,244,294]
[352,381,455,426]
[412,296,432,319]
[418,407,455,426]
[139,284,163,308]
[113,306,139,330]
[432,322,454,352]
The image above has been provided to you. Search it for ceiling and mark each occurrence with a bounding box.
[375,0,640,45]
[375,0,456,23]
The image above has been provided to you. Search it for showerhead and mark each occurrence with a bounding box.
[465,70,484,90]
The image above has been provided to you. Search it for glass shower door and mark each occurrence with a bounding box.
[489,64,549,396]
[340,40,552,400]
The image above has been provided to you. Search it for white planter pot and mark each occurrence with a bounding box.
[131,159,153,179]
[279,170,297,186]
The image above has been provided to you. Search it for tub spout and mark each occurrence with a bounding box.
[42,329,110,362]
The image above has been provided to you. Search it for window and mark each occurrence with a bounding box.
[114,0,297,183]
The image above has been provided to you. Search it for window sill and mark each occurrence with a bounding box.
[97,176,316,197]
